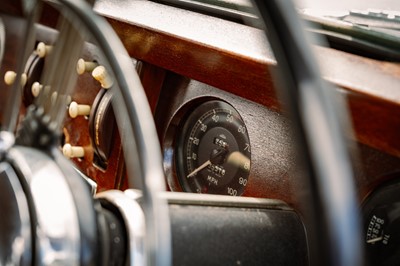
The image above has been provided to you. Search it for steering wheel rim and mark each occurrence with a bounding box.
[252,0,364,265]
[0,0,171,265]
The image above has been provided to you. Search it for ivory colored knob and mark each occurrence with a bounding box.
[4,71,16,85]
[36,42,52,58]
[31,82,43,97]
[69,101,91,118]
[76,58,98,75]
[62,144,84,158]
[4,71,27,86]
[92,65,113,89]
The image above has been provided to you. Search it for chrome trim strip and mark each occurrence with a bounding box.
[125,189,292,210]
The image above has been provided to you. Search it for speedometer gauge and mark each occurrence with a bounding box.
[175,100,251,196]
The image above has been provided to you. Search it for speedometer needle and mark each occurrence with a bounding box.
[366,236,383,244]
[187,148,229,178]
[187,160,211,178]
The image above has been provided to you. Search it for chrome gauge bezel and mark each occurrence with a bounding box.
[163,98,251,196]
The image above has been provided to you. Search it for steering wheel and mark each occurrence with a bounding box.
[0,0,170,265]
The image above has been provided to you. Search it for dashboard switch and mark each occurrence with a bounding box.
[62,144,85,158]
[76,58,98,75]
[31,82,43,97]
[92,65,113,89]
[36,42,52,58]
[69,101,91,118]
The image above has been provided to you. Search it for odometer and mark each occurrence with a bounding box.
[175,100,251,196]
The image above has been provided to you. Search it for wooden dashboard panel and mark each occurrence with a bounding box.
[0,0,400,207]
[94,0,400,159]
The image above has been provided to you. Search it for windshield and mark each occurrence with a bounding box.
[295,0,400,11]
[190,0,400,11]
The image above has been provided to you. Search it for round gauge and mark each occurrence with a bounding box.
[175,100,251,196]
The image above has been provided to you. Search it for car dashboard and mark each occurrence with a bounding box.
[0,0,400,265]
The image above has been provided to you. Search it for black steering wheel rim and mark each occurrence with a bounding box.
[252,1,364,265]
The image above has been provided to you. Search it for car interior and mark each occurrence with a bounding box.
[0,0,399,265]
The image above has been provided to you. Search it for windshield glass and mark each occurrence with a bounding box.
[193,0,400,11]
[295,0,400,11]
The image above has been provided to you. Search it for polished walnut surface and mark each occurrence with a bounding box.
[94,0,400,157]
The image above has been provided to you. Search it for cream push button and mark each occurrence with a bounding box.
[62,144,85,158]
[69,101,91,118]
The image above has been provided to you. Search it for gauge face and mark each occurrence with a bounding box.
[362,180,400,265]
[175,100,251,196]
